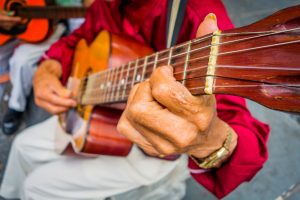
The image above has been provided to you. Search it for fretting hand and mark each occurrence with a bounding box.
[0,10,21,31]
[117,14,238,164]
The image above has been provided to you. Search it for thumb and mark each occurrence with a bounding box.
[196,13,219,37]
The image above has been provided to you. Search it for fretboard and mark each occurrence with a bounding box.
[81,33,215,105]
[80,25,300,108]
[16,6,87,19]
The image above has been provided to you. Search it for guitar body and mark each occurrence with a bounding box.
[0,0,50,45]
[56,31,153,156]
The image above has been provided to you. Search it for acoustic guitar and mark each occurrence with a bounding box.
[55,5,300,157]
[0,0,86,45]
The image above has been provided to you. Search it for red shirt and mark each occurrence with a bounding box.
[44,0,270,198]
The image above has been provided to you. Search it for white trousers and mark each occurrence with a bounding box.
[0,24,66,111]
[0,117,188,200]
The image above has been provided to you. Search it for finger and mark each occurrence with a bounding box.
[126,83,140,106]
[35,98,69,114]
[150,66,211,116]
[127,92,199,151]
[0,12,21,22]
[150,66,216,131]
[130,81,162,110]
[35,79,76,107]
[196,13,219,37]
[129,119,179,155]
[49,78,73,99]
[39,89,77,108]
[117,113,160,156]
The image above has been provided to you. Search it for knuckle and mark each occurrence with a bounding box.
[159,145,176,155]
[128,102,147,119]
[195,113,214,132]
[175,138,189,149]
[175,131,197,149]
[116,120,126,135]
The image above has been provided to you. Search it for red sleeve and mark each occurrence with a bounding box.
[43,0,122,84]
[189,95,270,199]
[187,1,270,198]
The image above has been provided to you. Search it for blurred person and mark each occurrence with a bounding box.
[0,0,269,199]
[0,0,85,135]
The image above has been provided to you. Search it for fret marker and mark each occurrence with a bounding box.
[100,84,104,89]
[120,79,125,85]
[136,74,141,82]
[107,82,111,88]
[204,30,221,95]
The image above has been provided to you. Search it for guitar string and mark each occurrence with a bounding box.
[79,29,300,98]
[82,62,300,95]
[82,72,300,104]
[83,83,300,104]
[82,62,300,97]
[81,38,300,100]
[80,27,300,83]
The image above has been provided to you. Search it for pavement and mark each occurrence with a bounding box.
[0,0,300,200]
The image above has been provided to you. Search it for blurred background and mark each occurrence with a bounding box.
[0,0,300,200]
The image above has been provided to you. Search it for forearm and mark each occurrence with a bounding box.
[188,95,270,198]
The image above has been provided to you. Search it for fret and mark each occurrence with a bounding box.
[82,74,97,104]
[98,71,107,104]
[168,47,174,65]
[122,62,132,100]
[135,58,145,84]
[182,41,192,85]
[116,64,125,102]
[141,56,148,81]
[93,74,101,103]
[205,30,221,95]
[109,67,119,102]
[103,69,112,103]
[131,59,139,88]
[144,54,155,79]
[153,52,159,71]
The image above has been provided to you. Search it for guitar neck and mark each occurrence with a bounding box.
[16,6,87,19]
[80,5,300,113]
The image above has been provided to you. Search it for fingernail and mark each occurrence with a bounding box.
[205,13,217,25]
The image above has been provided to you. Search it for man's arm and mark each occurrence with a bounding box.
[34,0,99,114]
[117,11,270,199]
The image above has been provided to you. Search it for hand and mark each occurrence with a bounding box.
[0,10,21,31]
[33,59,77,114]
[83,0,95,7]
[117,14,238,162]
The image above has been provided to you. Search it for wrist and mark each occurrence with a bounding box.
[189,119,238,167]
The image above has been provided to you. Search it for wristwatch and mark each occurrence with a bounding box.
[190,128,233,169]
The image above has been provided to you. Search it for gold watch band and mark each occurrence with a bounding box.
[190,127,233,169]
